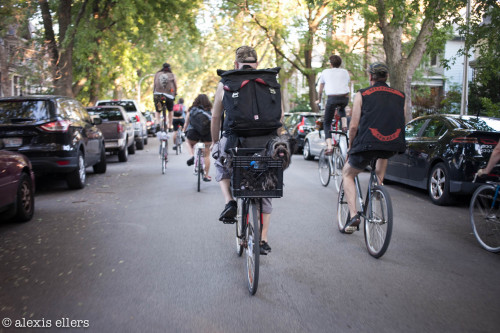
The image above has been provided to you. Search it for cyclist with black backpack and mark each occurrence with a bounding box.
[184,94,213,181]
[153,63,177,132]
[210,46,283,254]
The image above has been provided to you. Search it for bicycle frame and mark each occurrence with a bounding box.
[354,161,380,221]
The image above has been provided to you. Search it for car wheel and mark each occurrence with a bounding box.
[118,145,128,162]
[428,162,451,205]
[128,139,136,154]
[136,137,145,150]
[67,151,86,189]
[93,144,107,173]
[14,172,35,222]
[303,140,314,160]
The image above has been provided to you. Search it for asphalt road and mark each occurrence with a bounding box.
[1,137,499,333]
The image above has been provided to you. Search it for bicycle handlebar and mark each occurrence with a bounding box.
[330,130,349,146]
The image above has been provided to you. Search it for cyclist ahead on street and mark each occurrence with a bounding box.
[172,97,186,151]
[316,55,350,155]
[153,63,177,132]
[210,46,283,254]
[342,62,406,233]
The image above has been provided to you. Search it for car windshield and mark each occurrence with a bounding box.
[97,101,137,112]
[0,100,52,124]
[304,116,319,126]
[449,116,500,132]
[88,109,124,121]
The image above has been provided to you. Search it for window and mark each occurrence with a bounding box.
[422,119,447,138]
[430,54,438,67]
[405,119,427,138]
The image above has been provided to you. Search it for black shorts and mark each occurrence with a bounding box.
[348,150,396,170]
[154,95,174,113]
[186,129,211,143]
[172,119,185,130]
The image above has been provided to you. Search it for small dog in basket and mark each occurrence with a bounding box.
[265,134,297,170]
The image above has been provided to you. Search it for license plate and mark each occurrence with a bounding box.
[3,137,22,147]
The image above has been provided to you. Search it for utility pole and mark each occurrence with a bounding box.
[460,0,471,116]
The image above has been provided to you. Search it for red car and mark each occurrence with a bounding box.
[0,149,35,222]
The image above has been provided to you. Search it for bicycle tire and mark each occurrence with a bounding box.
[333,148,344,192]
[197,150,202,192]
[318,149,331,187]
[246,200,260,295]
[235,198,246,256]
[161,142,166,174]
[364,185,393,258]
[337,179,350,233]
[469,184,500,253]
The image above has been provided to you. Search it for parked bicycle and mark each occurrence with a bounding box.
[193,142,205,192]
[469,175,500,253]
[336,131,393,258]
[225,148,284,295]
[318,115,348,191]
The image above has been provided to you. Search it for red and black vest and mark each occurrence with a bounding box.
[350,82,406,154]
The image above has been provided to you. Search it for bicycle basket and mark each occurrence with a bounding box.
[231,148,284,198]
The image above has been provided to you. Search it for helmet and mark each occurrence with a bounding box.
[368,62,389,74]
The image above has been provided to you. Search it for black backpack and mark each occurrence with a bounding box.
[189,107,211,136]
[217,67,282,137]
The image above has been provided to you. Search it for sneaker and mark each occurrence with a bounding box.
[344,214,361,234]
[219,200,237,221]
[186,157,194,166]
[260,240,271,255]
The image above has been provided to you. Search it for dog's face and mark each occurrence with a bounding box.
[267,134,296,170]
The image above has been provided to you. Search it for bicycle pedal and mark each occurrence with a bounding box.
[221,218,237,224]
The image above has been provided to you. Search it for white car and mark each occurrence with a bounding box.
[303,129,348,161]
[95,99,148,150]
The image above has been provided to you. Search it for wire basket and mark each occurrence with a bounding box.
[231,148,284,198]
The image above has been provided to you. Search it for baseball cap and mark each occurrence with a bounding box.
[162,63,170,69]
[368,62,389,74]
[235,46,258,63]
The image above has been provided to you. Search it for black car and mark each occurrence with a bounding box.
[385,114,500,205]
[283,112,322,152]
[0,95,106,189]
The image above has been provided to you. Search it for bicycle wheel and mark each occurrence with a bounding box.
[332,147,344,192]
[197,151,202,192]
[364,185,393,258]
[318,149,331,187]
[337,179,350,233]
[235,198,246,256]
[470,185,500,253]
[246,200,260,295]
[160,142,166,174]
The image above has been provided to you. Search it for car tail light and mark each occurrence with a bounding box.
[56,160,70,166]
[117,123,124,133]
[135,115,141,122]
[452,137,478,144]
[478,138,497,145]
[39,120,71,132]
[297,118,305,133]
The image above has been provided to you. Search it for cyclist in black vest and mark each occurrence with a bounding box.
[342,62,406,233]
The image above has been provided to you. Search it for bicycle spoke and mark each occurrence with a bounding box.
[470,186,500,252]
[364,186,392,258]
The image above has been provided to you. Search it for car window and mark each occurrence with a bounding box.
[98,101,137,112]
[0,100,52,124]
[405,119,427,138]
[421,119,447,138]
[303,116,318,126]
[88,109,124,121]
[74,101,91,123]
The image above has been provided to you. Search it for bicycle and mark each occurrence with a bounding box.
[174,124,183,155]
[157,122,169,175]
[225,148,284,295]
[469,175,500,253]
[193,142,205,192]
[336,131,393,258]
[318,114,348,191]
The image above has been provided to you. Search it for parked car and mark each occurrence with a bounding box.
[0,95,106,189]
[0,149,35,222]
[283,112,322,152]
[385,114,500,205]
[95,99,148,150]
[143,111,156,136]
[86,106,136,162]
[303,119,348,160]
